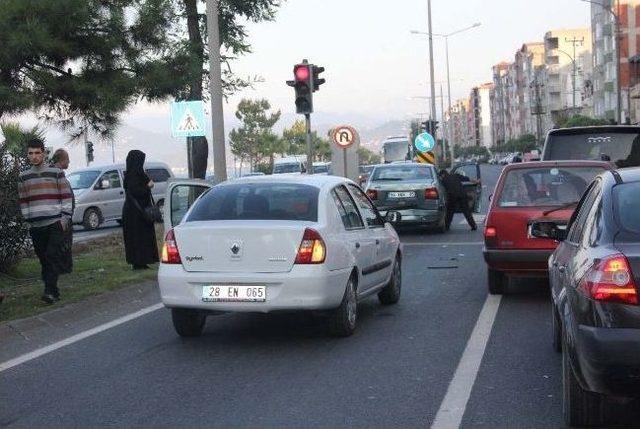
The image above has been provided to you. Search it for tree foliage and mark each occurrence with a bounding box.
[358,147,381,165]
[229,99,282,170]
[282,120,330,162]
[555,114,609,129]
[0,123,33,273]
[0,0,282,140]
[493,134,538,153]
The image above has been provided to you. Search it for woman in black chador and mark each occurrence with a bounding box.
[122,150,159,269]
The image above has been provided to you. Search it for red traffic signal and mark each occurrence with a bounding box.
[294,65,310,82]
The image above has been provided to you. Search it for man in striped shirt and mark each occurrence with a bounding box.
[18,138,74,304]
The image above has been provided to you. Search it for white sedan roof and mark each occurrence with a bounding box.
[227,174,354,189]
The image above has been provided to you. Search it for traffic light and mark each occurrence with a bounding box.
[420,121,429,133]
[421,120,439,136]
[312,65,325,92]
[86,141,94,163]
[287,61,313,114]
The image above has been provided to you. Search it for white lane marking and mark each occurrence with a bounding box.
[0,303,163,373]
[431,295,502,429]
[402,242,484,246]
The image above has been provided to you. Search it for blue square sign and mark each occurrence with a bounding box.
[171,101,206,138]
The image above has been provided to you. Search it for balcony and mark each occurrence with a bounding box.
[631,84,640,99]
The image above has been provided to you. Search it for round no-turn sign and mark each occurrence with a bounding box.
[332,126,357,148]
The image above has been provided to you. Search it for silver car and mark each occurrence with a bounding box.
[68,162,173,230]
[364,163,447,233]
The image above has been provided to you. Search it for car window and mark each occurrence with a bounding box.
[99,170,121,189]
[371,165,433,181]
[453,164,478,181]
[497,167,603,208]
[333,185,364,229]
[347,184,384,228]
[146,168,171,183]
[567,182,601,244]
[170,184,210,226]
[585,199,603,247]
[613,182,640,237]
[68,170,100,190]
[187,183,319,222]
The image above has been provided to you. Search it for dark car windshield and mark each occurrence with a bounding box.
[497,167,605,208]
[273,163,302,174]
[371,165,433,181]
[544,132,640,167]
[614,182,640,235]
[67,170,100,190]
[187,183,319,222]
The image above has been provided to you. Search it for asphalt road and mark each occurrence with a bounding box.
[2,165,636,428]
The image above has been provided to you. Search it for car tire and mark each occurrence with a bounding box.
[83,208,102,230]
[378,255,402,305]
[171,308,206,337]
[552,304,562,354]
[329,274,358,337]
[487,268,506,295]
[562,337,605,427]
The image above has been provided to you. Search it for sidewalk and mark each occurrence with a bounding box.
[0,279,161,365]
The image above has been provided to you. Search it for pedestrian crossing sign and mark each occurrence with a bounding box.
[171,101,206,137]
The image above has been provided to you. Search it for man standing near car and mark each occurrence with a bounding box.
[440,169,477,231]
[18,138,73,304]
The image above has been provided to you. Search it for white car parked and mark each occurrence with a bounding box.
[159,175,402,337]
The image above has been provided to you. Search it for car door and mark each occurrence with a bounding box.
[451,162,482,213]
[347,184,394,290]
[551,181,601,308]
[333,185,376,291]
[94,170,124,221]
[165,179,213,231]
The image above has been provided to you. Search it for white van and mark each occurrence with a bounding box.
[273,155,307,174]
[67,162,173,230]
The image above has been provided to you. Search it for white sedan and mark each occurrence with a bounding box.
[159,175,402,337]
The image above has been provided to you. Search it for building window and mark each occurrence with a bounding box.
[547,37,559,50]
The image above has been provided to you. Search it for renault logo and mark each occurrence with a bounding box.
[231,243,241,255]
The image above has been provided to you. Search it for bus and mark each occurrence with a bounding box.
[382,136,410,163]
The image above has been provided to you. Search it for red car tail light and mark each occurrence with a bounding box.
[295,228,326,264]
[366,189,378,200]
[578,254,638,305]
[484,226,498,247]
[161,229,182,264]
[424,188,439,199]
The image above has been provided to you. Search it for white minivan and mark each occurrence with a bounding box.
[67,162,173,230]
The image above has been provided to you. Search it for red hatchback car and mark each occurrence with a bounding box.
[484,161,612,294]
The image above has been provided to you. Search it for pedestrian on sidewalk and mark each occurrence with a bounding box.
[122,150,159,270]
[51,149,74,275]
[440,169,477,231]
[17,138,74,304]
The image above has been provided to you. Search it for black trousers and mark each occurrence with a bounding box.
[30,222,66,297]
[446,197,477,230]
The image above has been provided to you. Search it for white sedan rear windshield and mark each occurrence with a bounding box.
[187,183,319,222]
[498,167,604,207]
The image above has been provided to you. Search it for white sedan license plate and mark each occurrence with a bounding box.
[202,285,266,302]
[388,191,416,198]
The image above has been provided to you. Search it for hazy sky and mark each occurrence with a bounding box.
[221,0,592,122]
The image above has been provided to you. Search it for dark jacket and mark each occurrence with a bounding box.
[122,150,158,266]
[441,172,467,200]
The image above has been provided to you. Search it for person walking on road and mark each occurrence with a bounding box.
[51,149,74,275]
[440,169,477,231]
[18,138,74,304]
[122,150,159,270]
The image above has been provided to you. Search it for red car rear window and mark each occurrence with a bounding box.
[497,167,605,208]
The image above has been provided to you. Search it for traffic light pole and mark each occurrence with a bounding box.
[305,114,313,175]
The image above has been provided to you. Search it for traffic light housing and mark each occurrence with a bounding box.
[286,60,325,115]
[312,65,325,92]
[420,120,439,136]
[86,141,94,163]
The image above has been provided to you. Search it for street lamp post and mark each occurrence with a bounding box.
[412,23,481,165]
[556,48,578,109]
[580,0,622,123]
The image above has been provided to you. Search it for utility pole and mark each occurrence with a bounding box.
[206,0,227,183]
[427,0,437,140]
[564,36,584,110]
[530,76,545,146]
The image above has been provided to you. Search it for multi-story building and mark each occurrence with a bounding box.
[515,43,546,136]
[591,0,640,122]
[491,62,511,146]
[471,83,494,148]
[543,28,593,121]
